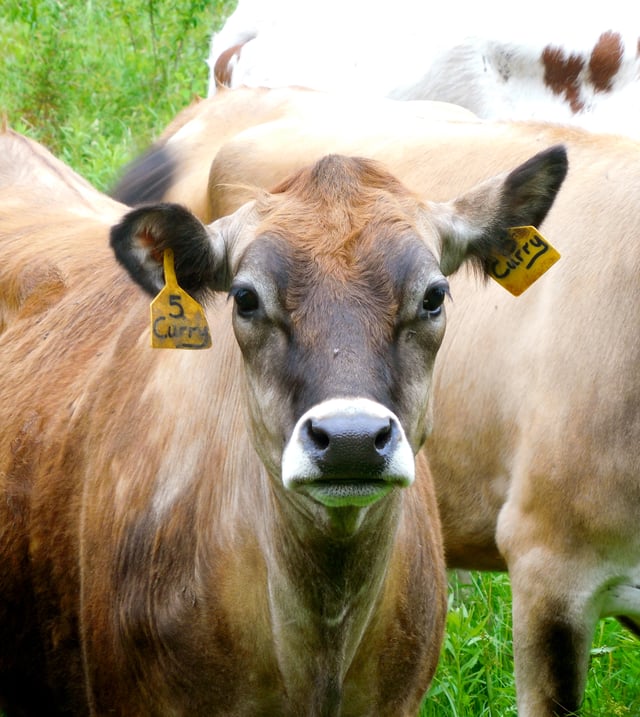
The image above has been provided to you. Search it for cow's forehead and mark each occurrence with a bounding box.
[238,220,439,297]
[241,155,440,273]
[255,155,428,244]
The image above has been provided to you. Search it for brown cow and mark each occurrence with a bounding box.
[0,127,566,715]
[110,86,475,222]
[112,86,640,716]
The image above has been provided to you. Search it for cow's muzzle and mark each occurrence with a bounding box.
[282,398,415,507]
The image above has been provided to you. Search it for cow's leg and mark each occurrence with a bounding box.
[507,558,597,717]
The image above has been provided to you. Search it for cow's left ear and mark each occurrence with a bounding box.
[110,202,255,298]
[430,145,568,276]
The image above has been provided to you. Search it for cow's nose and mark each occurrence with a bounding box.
[303,413,395,473]
[281,397,415,503]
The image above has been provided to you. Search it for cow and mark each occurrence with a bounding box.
[110,86,476,220]
[388,26,640,139]
[110,85,640,715]
[207,0,640,138]
[0,126,566,715]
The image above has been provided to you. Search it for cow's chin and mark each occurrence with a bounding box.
[297,480,403,537]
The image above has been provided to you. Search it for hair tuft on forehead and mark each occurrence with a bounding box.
[254,155,423,262]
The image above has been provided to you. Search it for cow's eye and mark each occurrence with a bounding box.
[233,287,260,317]
[422,284,448,317]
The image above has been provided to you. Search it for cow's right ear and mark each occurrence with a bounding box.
[110,203,230,299]
[430,145,568,276]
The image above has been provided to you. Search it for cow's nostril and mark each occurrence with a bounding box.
[374,422,393,452]
[306,419,330,451]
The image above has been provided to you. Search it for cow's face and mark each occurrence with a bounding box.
[226,162,451,507]
[111,150,567,515]
[229,226,447,508]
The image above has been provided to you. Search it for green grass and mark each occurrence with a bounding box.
[421,571,640,716]
[1,2,638,715]
[0,0,236,190]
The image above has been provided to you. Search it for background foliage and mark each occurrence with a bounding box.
[0,0,235,189]
[0,1,638,715]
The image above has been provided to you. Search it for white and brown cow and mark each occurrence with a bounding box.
[208,0,640,138]
[0,127,565,715]
[112,85,640,715]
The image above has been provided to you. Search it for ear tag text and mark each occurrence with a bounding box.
[150,249,212,349]
[489,226,560,296]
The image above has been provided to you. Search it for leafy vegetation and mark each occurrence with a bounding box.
[1,2,638,715]
[0,0,235,189]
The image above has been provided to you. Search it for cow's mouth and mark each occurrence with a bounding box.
[304,479,395,508]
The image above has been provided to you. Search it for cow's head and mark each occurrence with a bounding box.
[111,150,566,519]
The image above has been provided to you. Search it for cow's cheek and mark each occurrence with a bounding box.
[393,323,445,451]
[236,327,295,479]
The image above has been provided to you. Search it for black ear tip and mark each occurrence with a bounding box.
[544,144,569,182]
[533,144,569,188]
[109,212,160,296]
[110,203,203,252]
[112,202,199,234]
[505,144,569,203]
[109,212,136,263]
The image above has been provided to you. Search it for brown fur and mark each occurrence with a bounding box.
[128,86,640,717]
[541,46,586,113]
[260,157,420,332]
[542,31,627,112]
[588,31,624,92]
[214,41,251,89]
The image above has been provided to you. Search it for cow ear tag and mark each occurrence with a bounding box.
[488,226,561,296]
[150,249,212,349]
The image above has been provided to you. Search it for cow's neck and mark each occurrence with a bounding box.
[263,488,402,713]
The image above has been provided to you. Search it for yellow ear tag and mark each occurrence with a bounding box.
[149,249,212,349]
[488,226,561,296]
